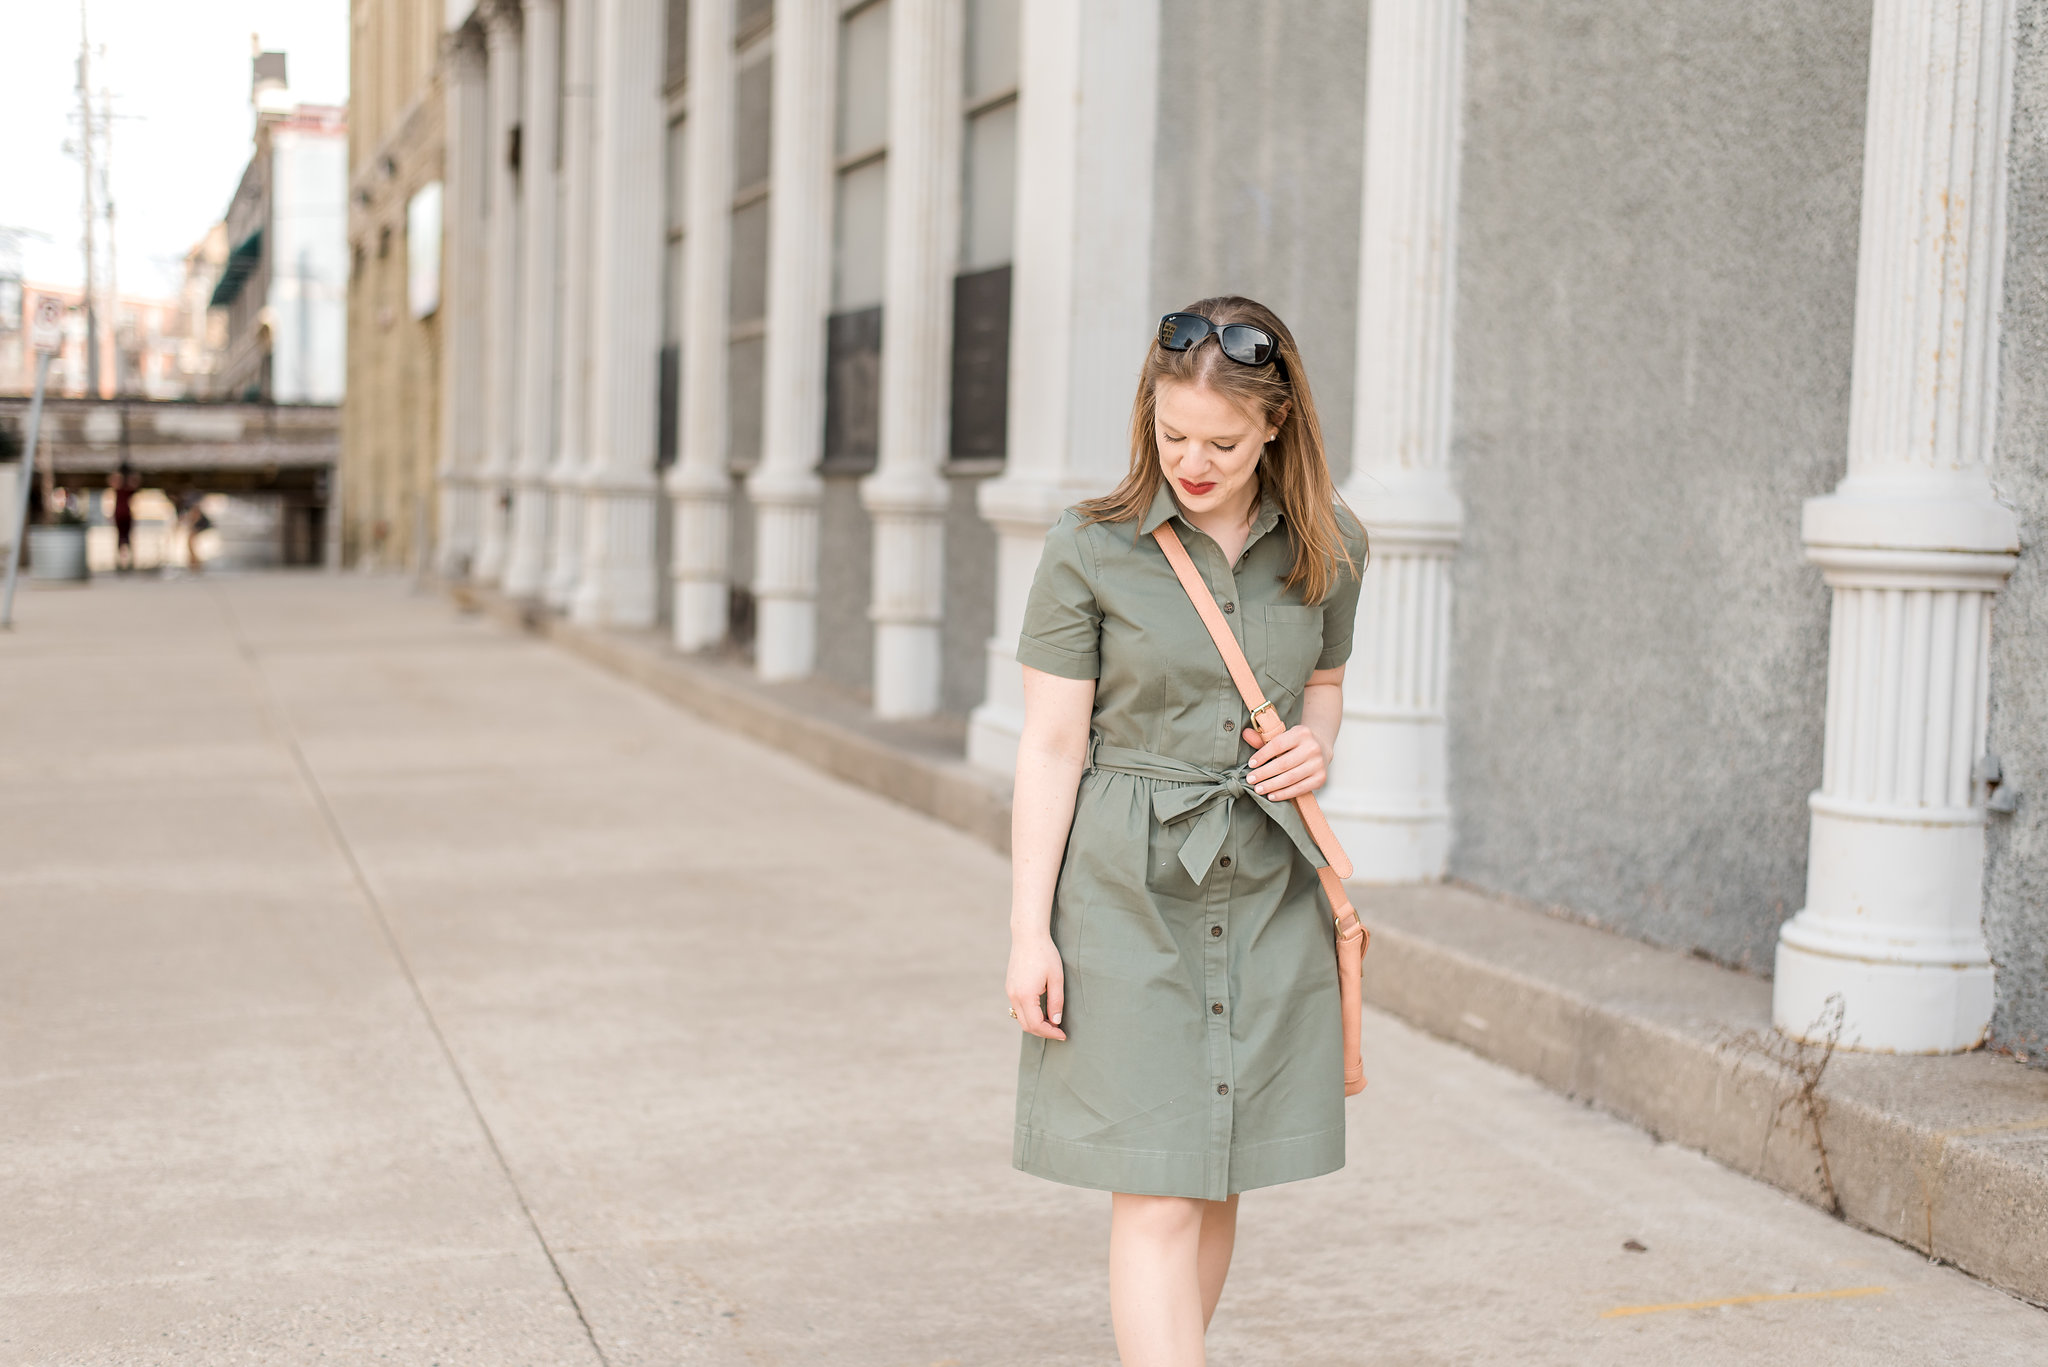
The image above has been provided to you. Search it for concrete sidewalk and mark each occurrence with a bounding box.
[4,574,2046,1365]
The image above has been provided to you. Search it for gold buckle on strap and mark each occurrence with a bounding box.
[1247,699,1278,730]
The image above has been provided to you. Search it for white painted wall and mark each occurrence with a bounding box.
[268,127,349,403]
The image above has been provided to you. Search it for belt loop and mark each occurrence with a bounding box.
[1087,732,1101,770]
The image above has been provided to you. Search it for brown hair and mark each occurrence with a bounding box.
[1077,295,1364,604]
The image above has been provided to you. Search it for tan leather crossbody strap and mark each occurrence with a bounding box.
[1151,522,1354,882]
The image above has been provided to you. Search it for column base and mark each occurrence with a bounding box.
[1322,709,1451,883]
[749,480,821,681]
[874,621,943,719]
[968,635,1026,775]
[755,598,816,682]
[500,478,552,598]
[1322,801,1451,885]
[471,474,511,585]
[865,484,948,719]
[435,475,481,580]
[543,473,584,611]
[674,579,728,651]
[1773,929,1993,1055]
[668,468,731,652]
[570,478,659,629]
[1777,794,1994,1054]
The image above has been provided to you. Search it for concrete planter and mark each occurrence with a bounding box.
[28,524,89,582]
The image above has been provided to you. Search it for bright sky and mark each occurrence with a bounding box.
[0,0,350,300]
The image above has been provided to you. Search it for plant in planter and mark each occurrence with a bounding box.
[29,493,90,582]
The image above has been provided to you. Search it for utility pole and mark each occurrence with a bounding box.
[75,1,99,399]
[102,84,119,397]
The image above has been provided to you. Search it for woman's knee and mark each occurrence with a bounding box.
[1112,1192,1207,1241]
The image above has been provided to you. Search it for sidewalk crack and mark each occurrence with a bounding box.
[209,584,613,1367]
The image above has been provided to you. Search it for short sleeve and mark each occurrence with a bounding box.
[1016,514,1102,680]
[1315,506,1370,670]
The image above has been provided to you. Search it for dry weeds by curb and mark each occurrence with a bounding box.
[1718,994,1847,1216]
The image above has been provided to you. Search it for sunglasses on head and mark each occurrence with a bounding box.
[1156,312,1285,375]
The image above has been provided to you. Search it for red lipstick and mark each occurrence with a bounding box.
[1178,479,1217,497]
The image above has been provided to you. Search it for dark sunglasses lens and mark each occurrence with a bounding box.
[1219,325,1275,366]
[1158,313,1211,352]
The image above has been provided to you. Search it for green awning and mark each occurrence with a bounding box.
[208,227,264,308]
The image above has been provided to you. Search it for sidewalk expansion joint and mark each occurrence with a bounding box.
[211,582,615,1367]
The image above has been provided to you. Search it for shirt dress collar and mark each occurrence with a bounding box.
[1141,480,1285,553]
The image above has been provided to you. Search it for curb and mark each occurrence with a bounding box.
[454,583,2048,1307]
[448,584,1012,854]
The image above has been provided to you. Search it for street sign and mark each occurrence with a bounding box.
[28,296,64,353]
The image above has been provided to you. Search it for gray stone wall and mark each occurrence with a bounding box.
[1446,0,1870,973]
[1986,0,2048,1062]
[943,469,1000,715]
[815,473,874,696]
[1150,0,1370,483]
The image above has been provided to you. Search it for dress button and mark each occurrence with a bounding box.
[1222,602,1235,614]
[1212,1002,1224,1015]
[1219,856,1232,868]
[1210,925,1222,938]
[1217,1084,1230,1096]
[1222,720,1234,732]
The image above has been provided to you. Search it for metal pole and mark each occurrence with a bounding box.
[2,350,57,628]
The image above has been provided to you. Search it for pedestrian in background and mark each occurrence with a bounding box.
[177,491,212,574]
[1006,297,1368,1367]
[107,461,140,572]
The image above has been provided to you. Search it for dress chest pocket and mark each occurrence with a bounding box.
[1260,604,1324,702]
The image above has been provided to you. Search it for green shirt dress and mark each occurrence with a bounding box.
[1012,483,1368,1201]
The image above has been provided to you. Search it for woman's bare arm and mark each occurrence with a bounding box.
[1006,665,1095,1041]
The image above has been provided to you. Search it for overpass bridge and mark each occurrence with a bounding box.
[0,397,338,565]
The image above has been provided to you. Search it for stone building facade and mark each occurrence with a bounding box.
[427,0,2048,1062]
[341,0,448,570]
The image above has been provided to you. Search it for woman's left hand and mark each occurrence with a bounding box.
[1244,724,1329,802]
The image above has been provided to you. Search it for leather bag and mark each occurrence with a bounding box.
[1151,521,1370,1096]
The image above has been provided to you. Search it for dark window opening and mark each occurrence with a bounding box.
[948,264,1011,461]
[821,305,882,473]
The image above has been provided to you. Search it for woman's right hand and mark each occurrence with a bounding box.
[1006,934,1067,1041]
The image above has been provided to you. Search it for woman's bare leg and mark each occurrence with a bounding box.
[1197,1194,1239,1328]
[1109,1193,1207,1367]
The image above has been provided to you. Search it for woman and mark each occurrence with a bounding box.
[1005,296,1367,1366]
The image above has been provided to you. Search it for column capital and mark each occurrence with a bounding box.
[1803,478,2020,557]
[860,469,950,518]
[975,473,1097,535]
[664,461,729,498]
[1805,543,2019,593]
[1350,464,1464,544]
[748,467,823,509]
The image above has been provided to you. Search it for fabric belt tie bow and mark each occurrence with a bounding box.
[1089,741,1327,883]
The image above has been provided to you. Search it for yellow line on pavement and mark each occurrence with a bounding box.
[1601,1286,1888,1319]
[1937,1117,2048,1140]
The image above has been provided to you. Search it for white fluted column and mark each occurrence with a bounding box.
[748,0,837,680]
[570,0,666,627]
[502,0,562,597]
[967,0,1160,773]
[1324,0,1466,882]
[436,28,489,578]
[472,2,524,583]
[1774,0,2022,1054]
[862,0,964,718]
[544,0,597,609]
[666,0,736,651]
